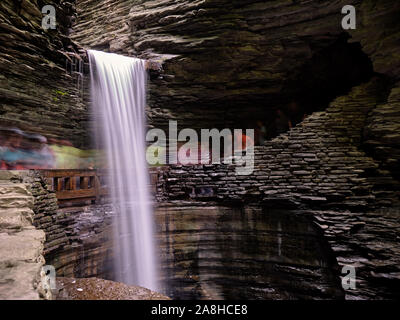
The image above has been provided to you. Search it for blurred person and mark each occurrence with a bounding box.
[79,149,104,169]
[23,133,55,169]
[0,128,26,169]
[0,127,8,169]
[49,139,83,169]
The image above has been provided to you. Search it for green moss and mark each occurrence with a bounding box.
[54,89,68,96]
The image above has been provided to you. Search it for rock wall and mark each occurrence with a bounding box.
[1,0,397,300]
[43,205,114,280]
[0,0,89,147]
[29,174,115,279]
[0,171,51,300]
[156,203,344,300]
[364,82,400,181]
[350,0,400,79]
[25,166,399,299]
[28,196,346,300]
[156,78,400,299]
[29,171,67,255]
[71,0,400,131]
[302,207,400,300]
[70,0,400,184]
[161,78,399,209]
[0,171,114,281]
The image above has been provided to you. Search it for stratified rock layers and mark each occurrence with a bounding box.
[0,171,50,300]
[161,78,399,209]
[364,82,400,181]
[71,0,400,130]
[157,204,344,300]
[0,0,88,147]
[68,0,400,300]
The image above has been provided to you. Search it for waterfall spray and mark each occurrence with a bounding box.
[88,50,158,291]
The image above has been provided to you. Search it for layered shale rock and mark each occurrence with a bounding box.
[350,0,400,79]
[156,204,344,300]
[305,208,400,300]
[43,205,114,280]
[71,0,400,131]
[161,78,399,209]
[29,175,115,280]
[68,0,400,299]
[0,171,51,300]
[1,0,399,301]
[156,79,400,299]
[0,0,89,147]
[364,82,400,181]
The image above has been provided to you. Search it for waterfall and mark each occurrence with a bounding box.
[88,50,158,291]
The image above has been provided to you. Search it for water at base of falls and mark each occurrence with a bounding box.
[88,50,158,291]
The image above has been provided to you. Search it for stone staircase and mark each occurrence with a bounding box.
[0,171,50,300]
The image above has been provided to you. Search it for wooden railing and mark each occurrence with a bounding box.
[41,168,161,206]
[42,169,107,206]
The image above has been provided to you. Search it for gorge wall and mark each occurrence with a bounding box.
[29,172,115,279]
[161,78,399,209]
[1,0,399,151]
[1,0,399,300]
[157,204,344,300]
[28,194,346,300]
[27,166,399,299]
[2,0,399,154]
[70,0,400,182]
[0,0,89,147]
[69,2,400,298]
[71,0,400,131]
[156,78,400,299]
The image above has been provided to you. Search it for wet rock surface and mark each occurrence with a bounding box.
[54,277,169,300]
[37,203,115,280]
[305,207,400,300]
[156,204,344,300]
[28,179,400,300]
[155,203,400,300]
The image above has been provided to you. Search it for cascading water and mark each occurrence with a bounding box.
[88,50,158,291]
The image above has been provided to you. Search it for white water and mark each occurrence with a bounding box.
[88,50,158,291]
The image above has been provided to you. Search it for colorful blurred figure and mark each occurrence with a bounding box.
[49,139,82,169]
[0,126,104,170]
[0,127,28,170]
[23,134,55,169]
